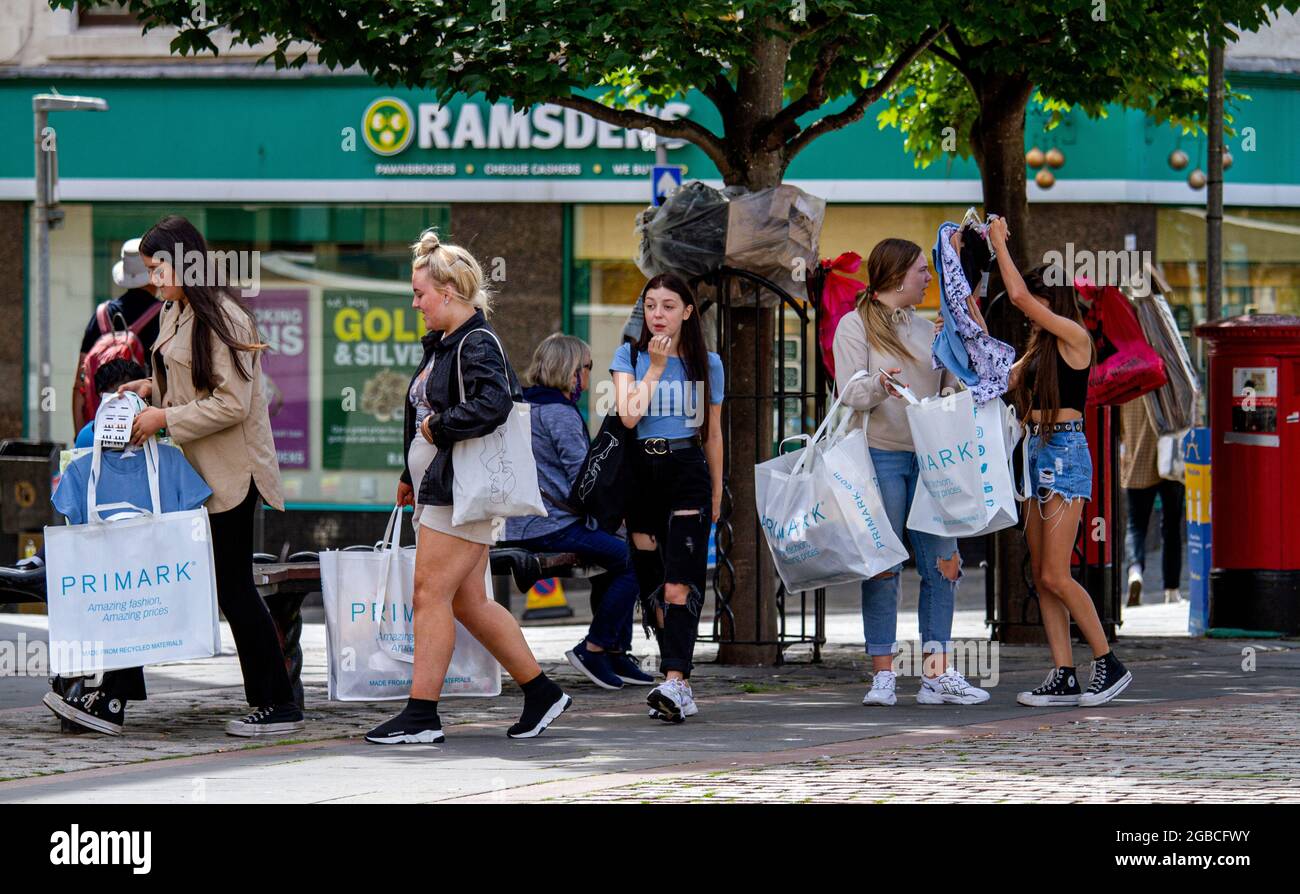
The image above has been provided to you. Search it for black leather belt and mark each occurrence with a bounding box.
[639,436,701,455]
[1029,420,1085,434]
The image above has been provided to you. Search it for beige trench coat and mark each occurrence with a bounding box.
[150,297,284,513]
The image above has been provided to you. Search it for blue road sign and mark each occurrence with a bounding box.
[652,165,683,206]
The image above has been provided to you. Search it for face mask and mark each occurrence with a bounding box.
[571,372,585,405]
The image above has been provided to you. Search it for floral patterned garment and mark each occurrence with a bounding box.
[930,221,1016,405]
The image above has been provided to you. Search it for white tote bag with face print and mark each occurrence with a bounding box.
[450,329,548,526]
[755,371,909,593]
[319,506,501,700]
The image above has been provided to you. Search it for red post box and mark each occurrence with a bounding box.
[1194,314,1300,634]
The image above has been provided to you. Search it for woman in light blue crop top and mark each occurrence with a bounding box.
[609,272,724,724]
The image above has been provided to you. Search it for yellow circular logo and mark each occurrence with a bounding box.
[362,97,414,156]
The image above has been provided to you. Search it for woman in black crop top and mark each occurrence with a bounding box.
[988,217,1134,708]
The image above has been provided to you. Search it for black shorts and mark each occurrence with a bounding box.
[626,444,712,589]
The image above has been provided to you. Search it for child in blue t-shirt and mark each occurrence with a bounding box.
[74,358,148,449]
[609,273,725,726]
[43,433,212,736]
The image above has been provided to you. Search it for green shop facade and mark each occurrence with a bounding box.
[1,73,1297,550]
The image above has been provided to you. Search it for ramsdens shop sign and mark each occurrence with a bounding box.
[362,95,691,174]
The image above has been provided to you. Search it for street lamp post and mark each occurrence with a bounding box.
[32,93,109,443]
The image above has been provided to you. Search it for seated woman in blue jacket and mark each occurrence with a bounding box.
[504,334,653,691]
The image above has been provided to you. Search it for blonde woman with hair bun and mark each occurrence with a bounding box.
[365,229,572,745]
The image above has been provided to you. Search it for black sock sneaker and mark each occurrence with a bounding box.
[224,704,305,738]
[1080,652,1133,706]
[507,674,572,739]
[42,687,125,736]
[1016,666,1082,707]
[366,698,445,744]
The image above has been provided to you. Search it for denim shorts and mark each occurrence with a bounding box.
[1026,429,1092,502]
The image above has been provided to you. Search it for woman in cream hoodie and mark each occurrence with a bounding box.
[832,237,990,708]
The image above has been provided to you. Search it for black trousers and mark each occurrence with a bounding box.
[626,445,712,676]
[211,480,295,708]
[1125,480,1186,591]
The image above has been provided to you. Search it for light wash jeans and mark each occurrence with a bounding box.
[861,448,959,658]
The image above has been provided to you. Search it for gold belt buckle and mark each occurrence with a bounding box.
[646,438,668,455]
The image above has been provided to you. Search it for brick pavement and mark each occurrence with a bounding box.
[568,698,1300,804]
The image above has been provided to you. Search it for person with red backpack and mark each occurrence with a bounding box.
[72,237,163,431]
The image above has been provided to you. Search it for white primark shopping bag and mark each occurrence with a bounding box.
[905,388,986,537]
[908,393,1021,537]
[320,506,501,700]
[44,437,220,675]
[451,329,547,525]
[755,371,908,593]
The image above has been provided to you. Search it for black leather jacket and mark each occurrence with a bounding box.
[401,310,522,506]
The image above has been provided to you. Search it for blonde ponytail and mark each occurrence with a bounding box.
[411,227,494,315]
[856,290,915,362]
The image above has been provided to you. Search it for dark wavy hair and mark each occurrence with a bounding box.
[1010,264,1094,434]
[634,272,713,443]
[139,215,263,393]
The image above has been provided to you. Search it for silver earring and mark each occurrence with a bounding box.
[443,298,449,306]
[895,283,904,292]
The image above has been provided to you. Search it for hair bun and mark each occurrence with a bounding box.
[412,227,442,258]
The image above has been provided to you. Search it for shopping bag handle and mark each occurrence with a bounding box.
[87,436,161,524]
[789,370,871,477]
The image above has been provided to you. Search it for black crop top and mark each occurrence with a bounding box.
[1026,349,1090,414]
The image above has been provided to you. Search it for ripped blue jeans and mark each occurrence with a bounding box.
[861,448,959,658]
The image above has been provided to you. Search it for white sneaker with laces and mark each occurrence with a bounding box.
[679,682,699,717]
[647,678,691,723]
[916,668,990,705]
[1164,588,1182,603]
[862,670,897,706]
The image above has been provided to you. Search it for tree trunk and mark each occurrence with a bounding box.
[714,23,789,666]
[969,73,1039,643]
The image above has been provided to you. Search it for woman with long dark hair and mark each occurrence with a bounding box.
[123,214,304,736]
[832,238,989,707]
[988,217,1133,707]
[611,272,724,722]
[365,229,571,744]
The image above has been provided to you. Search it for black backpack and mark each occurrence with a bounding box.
[568,344,639,533]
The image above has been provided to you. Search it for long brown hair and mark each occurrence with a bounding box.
[634,272,714,443]
[856,238,922,362]
[140,215,264,393]
[1011,264,1094,432]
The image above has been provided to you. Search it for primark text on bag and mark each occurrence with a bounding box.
[319,506,501,701]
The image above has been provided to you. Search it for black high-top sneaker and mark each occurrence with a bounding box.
[42,687,125,736]
[1079,652,1133,706]
[1016,666,1082,707]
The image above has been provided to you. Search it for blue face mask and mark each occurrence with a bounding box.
[571,372,584,405]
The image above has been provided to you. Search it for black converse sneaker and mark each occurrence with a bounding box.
[1079,652,1133,706]
[42,688,125,736]
[1016,666,1082,707]
[224,704,305,738]
[366,709,445,745]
